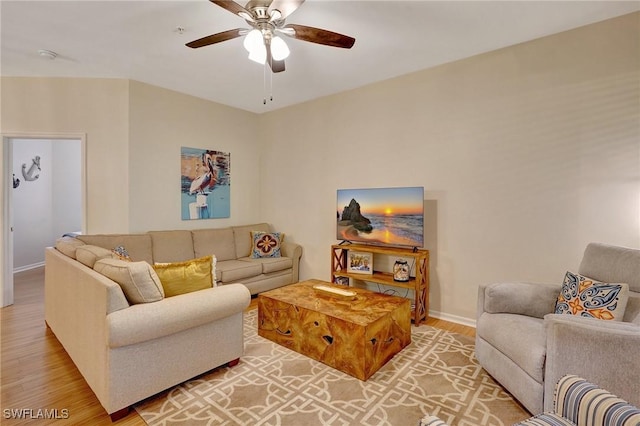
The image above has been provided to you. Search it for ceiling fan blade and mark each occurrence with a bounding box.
[210,0,254,20]
[186,28,243,49]
[282,24,355,49]
[266,44,286,73]
[269,0,304,20]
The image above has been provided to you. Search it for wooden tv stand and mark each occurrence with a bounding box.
[330,244,430,326]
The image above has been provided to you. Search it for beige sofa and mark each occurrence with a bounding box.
[75,222,302,295]
[44,223,302,419]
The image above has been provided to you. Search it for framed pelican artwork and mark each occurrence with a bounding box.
[180,147,231,220]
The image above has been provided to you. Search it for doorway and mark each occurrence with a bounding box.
[2,134,86,307]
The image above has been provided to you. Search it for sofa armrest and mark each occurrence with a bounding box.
[477,282,560,320]
[281,241,303,282]
[107,283,251,348]
[543,314,640,411]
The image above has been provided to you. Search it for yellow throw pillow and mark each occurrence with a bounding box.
[153,255,213,297]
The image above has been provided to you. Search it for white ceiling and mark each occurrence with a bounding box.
[2,1,639,114]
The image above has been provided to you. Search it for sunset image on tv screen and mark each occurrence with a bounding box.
[337,187,424,248]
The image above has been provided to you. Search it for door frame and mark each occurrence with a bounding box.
[2,132,87,307]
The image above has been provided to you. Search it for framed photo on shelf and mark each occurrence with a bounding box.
[347,251,373,275]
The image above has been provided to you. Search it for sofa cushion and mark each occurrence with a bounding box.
[250,231,283,258]
[216,259,263,283]
[148,230,194,263]
[579,243,640,293]
[153,255,214,297]
[77,234,153,264]
[232,223,271,259]
[555,271,629,321]
[239,256,292,274]
[55,236,85,259]
[192,228,236,261]
[94,258,164,304]
[624,292,640,325]
[482,282,560,319]
[476,313,546,383]
[76,245,114,268]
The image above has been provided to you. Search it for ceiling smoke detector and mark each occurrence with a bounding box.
[37,49,57,60]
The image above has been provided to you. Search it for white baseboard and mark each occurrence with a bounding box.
[429,309,476,329]
[14,261,45,274]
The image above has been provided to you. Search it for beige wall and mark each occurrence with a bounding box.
[127,81,260,231]
[1,78,130,232]
[258,12,640,322]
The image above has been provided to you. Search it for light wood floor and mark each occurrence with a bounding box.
[1,268,475,424]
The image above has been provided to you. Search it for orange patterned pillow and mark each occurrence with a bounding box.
[554,271,629,321]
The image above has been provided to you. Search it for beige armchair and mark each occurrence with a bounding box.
[475,243,640,414]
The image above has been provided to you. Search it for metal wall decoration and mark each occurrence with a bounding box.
[22,156,41,181]
[13,174,20,189]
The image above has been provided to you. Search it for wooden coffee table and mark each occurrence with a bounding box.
[257,279,411,380]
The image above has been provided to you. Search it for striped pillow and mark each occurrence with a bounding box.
[555,375,640,426]
[514,413,575,426]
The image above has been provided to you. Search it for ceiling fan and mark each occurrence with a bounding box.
[186,0,356,73]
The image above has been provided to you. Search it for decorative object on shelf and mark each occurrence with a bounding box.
[393,259,410,282]
[347,251,373,274]
[180,147,231,220]
[333,276,349,286]
[12,174,20,189]
[22,155,41,181]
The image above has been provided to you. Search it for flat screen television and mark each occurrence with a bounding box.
[336,186,424,248]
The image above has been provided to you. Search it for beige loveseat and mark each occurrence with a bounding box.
[45,223,302,419]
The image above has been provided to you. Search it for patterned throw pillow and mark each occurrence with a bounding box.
[112,245,131,261]
[251,231,284,258]
[554,271,629,321]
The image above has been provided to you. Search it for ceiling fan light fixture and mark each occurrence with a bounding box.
[248,43,267,64]
[243,29,263,53]
[271,36,290,60]
[269,9,282,21]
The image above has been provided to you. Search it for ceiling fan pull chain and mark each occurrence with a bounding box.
[270,58,274,102]
[263,59,267,105]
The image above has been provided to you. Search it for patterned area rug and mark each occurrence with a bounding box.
[135,310,529,425]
